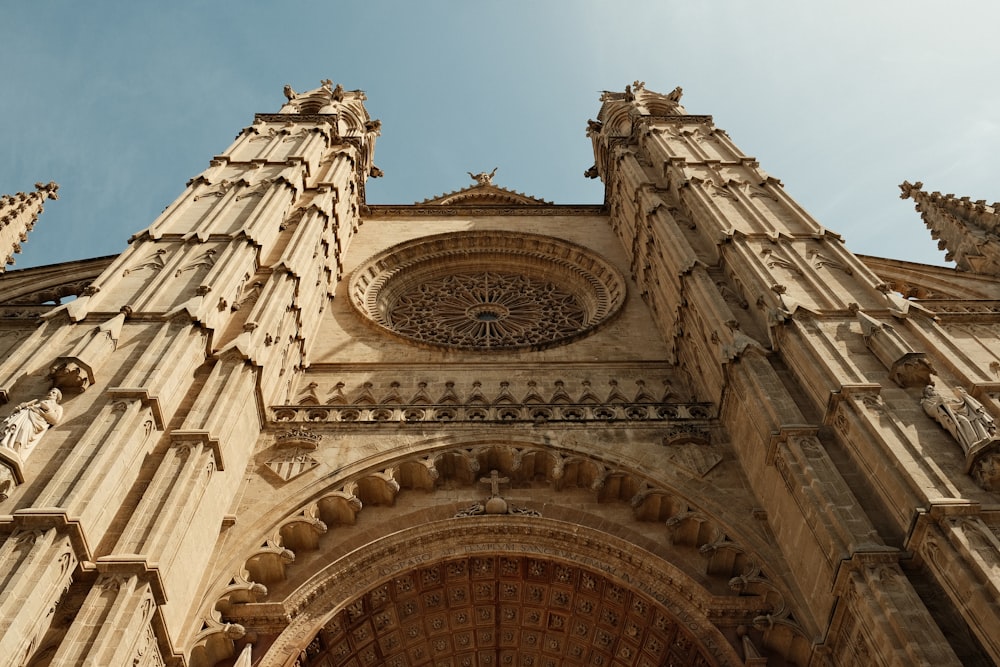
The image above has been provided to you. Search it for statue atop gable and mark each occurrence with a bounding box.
[468,168,498,186]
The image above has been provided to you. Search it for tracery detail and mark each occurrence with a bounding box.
[390,271,585,349]
[350,231,627,351]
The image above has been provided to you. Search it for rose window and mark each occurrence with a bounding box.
[349,232,626,351]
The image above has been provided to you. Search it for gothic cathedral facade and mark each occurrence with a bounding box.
[0,81,998,666]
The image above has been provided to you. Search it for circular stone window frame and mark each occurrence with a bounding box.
[349,231,628,351]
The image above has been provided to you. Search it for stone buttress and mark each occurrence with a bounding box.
[0,81,377,666]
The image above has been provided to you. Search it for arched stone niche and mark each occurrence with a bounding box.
[252,518,746,667]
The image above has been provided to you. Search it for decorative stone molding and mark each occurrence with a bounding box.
[856,311,935,387]
[272,401,712,425]
[274,428,322,450]
[247,519,748,667]
[349,231,626,351]
[454,469,542,517]
[921,385,1000,481]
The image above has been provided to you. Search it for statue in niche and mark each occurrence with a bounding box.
[0,388,64,461]
[921,385,997,457]
[0,389,64,500]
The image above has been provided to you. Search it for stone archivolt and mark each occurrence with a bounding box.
[196,442,809,667]
[349,231,626,351]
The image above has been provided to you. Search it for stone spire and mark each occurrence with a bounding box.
[900,180,1000,276]
[0,182,58,271]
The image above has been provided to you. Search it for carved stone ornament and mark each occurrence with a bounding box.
[264,449,319,483]
[274,428,322,450]
[856,312,935,387]
[0,388,63,499]
[455,469,541,518]
[48,358,93,393]
[349,231,626,351]
[467,167,497,185]
[921,385,1000,476]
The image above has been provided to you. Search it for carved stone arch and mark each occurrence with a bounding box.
[336,100,373,137]
[0,255,114,306]
[252,518,746,667]
[597,101,634,138]
[200,434,813,665]
[860,254,998,300]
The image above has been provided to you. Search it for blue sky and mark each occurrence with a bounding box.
[3,2,998,270]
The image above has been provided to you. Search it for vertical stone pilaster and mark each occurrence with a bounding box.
[0,526,77,664]
[115,440,218,562]
[30,399,154,528]
[49,572,163,667]
[830,554,961,666]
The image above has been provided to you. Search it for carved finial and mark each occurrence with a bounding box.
[34,182,59,199]
[898,180,923,200]
[467,168,497,185]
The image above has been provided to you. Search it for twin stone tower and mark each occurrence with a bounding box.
[0,80,999,666]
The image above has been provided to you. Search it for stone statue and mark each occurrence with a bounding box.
[282,85,297,102]
[922,385,997,455]
[0,388,63,460]
[468,168,497,185]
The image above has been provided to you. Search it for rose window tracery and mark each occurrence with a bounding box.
[350,232,626,351]
[390,271,586,349]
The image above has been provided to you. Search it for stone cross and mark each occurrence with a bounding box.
[480,469,509,498]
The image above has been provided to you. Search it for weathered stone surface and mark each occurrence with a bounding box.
[1,80,997,667]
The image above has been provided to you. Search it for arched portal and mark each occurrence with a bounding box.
[246,518,749,667]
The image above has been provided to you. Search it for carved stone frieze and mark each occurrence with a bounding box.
[272,401,711,425]
[275,377,702,426]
